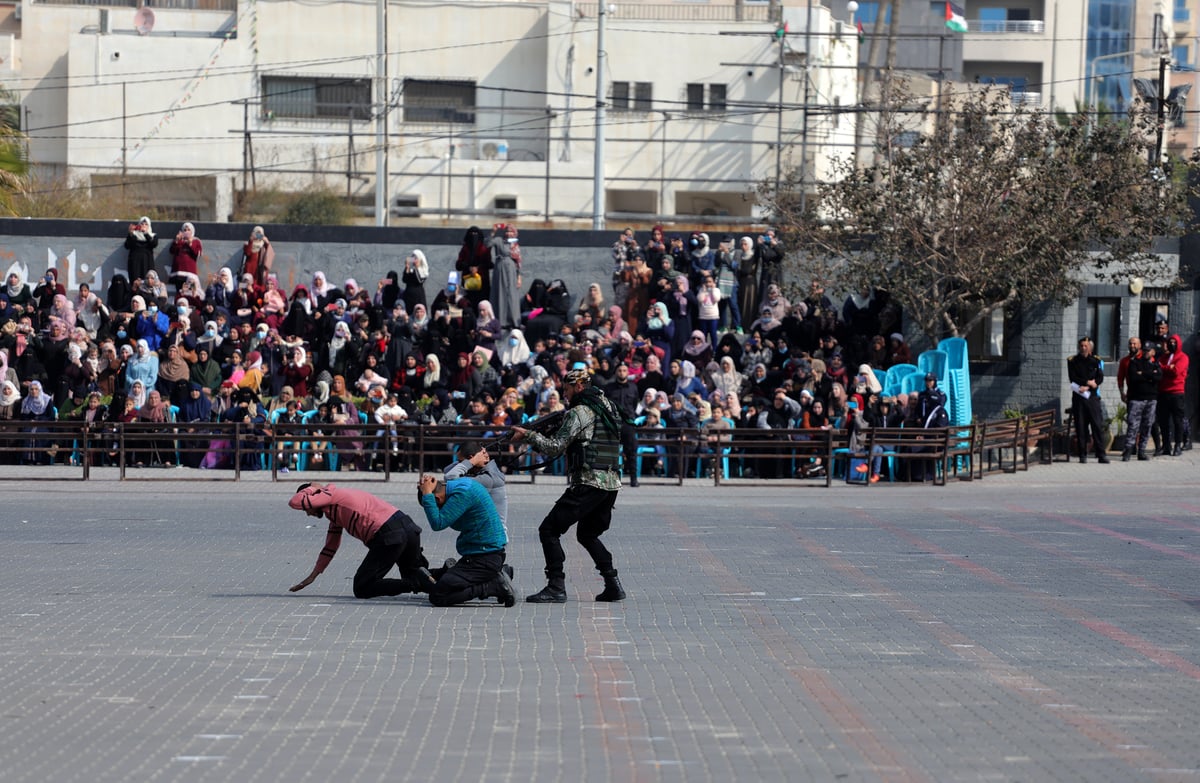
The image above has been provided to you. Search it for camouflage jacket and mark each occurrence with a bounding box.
[526,402,622,492]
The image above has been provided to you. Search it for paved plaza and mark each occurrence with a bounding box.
[2,457,1200,782]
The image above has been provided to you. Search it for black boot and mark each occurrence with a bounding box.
[493,569,516,607]
[1121,447,1131,462]
[1173,445,1183,457]
[1137,450,1149,461]
[596,569,626,602]
[526,574,567,603]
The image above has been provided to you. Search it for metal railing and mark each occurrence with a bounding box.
[575,2,780,22]
[0,414,1061,484]
[38,0,236,9]
[969,19,1046,34]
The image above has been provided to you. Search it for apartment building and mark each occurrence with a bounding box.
[4,0,858,223]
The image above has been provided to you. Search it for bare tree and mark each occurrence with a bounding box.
[765,81,1193,345]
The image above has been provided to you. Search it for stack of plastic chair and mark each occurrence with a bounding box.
[917,350,950,388]
[938,337,973,473]
[937,338,972,427]
[883,363,919,398]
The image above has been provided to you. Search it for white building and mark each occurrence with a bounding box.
[9,0,858,223]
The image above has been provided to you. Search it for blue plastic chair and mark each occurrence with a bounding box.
[940,337,968,372]
[917,350,949,385]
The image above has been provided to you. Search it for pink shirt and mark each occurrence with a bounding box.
[288,484,397,573]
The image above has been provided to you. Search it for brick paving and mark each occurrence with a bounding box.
[2,454,1200,782]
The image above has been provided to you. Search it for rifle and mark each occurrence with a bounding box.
[482,408,568,471]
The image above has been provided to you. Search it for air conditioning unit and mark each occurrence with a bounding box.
[478,139,508,161]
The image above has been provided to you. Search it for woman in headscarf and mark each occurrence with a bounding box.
[760,283,791,323]
[711,356,745,402]
[575,283,605,329]
[401,250,430,315]
[474,300,501,357]
[156,343,190,401]
[638,351,665,396]
[19,379,58,464]
[498,327,531,371]
[323,320,359,380]
[488,223,522,330]
[423,353,446,392]
[259,274,287,331]
[675,359,708,401]
[124,217,158,283]
[736,236,759,325]
[376,270,402,312]
[127,378,148,410]
[310,271,336,311]
[190,345,223,397]
[205,267,236,316]
[237,350,265,395]
[169,222,202,295]
[178,382,213,467]
[456,226,493,307]
[125,339,159,394]
[48,293,76,331]
[645,301,674,368]
[605,305,626,342]
[240,226,273,288]
[75,283,108,338]
[137,270,169,309]
[681,329,713,370]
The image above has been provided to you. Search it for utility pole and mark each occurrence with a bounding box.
[591,2,608,231]
[374,0,388,227]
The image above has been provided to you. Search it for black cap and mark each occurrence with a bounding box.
[925,372,937,381]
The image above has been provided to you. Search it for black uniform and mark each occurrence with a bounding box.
[1067,350,1107,462]
[604,375,641,485]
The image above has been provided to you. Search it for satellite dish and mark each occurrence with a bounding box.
[134,6,155,36]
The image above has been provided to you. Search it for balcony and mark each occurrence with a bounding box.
[36,0,237,9]
[575,3,779,21]
[969,19,1046,34]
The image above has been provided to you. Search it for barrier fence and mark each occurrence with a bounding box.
[0,410,1066,484]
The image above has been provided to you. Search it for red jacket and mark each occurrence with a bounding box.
[1158,334,1189,395]
[288,484,396,574]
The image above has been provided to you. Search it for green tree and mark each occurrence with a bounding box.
[0,85,27,215]
[764,81,1192,345]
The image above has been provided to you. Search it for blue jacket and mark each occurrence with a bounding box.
[419,478,507,556]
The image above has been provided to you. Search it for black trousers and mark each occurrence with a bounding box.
[353,512,430,599]
[1157,392,1186,451]
[538,485,618,580]
[429,550,505,607]
[1070,394,1105,458]
[619,422,639,478]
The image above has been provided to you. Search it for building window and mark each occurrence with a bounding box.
[612,81,653,112]
[708,83,727,111]
[403,79,476,124]
[856,1,891,24]
[494,196,517,211]
[1087,298,1121,361]
[262,76,371,121]
[961,302,1007,360]
[686,83,727,112]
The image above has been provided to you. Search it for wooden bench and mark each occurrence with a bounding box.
[845,427,953,486]
[975,417,1022,477]
[1022,409,1061,465]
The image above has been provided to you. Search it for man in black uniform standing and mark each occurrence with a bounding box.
[604,362,641,487]
[1067,336,1109,463]
[511,368,626,603]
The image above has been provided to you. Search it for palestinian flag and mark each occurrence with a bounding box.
[857,19,865,43]
[945,1,968,32]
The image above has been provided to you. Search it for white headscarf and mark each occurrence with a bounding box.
[0,380,20,407]
[21,380,49,416]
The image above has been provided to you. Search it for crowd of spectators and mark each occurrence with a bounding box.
[0,221,948,479]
